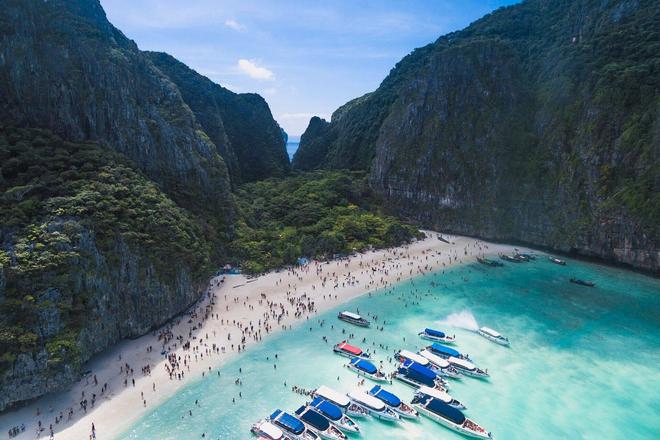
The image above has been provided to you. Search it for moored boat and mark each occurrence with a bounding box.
[418,349,461,379]
[476,256,504,267]
[368,385,418,419]
[333,340,370,359]
[549,256,566,265]
[416,386,466,410]
[396,349,431,367]
[477,327,510,346]
[308,397,360,434]
[251,420,291,440]
[395,359,448,390]
[295,406,346,440]
[337,311,370,327]
[347,389,400,422]
[516,252,536,261]
[448,356,489,379]
[411,394,492,439]
[346,358,389,382]
[570,278,595,287]
[499,254,520,263]
[269,409,319,440]
[313,386,369,418]
[418,328,456,344]
[427,343,469,360]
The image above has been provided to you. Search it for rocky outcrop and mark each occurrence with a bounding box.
[0,0,232,217]
[295,0,660,272]
[147,52,290,184]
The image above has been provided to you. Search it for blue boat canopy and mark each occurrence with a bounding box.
[401,360,436,387]
[270,410,305,435]
[370,385,401,407]
[310,397,342,421]
[430,343,460,358]
[425,328,446,338]
[351,358,377,374]
[424,395,466,425]
[298,407,330,431]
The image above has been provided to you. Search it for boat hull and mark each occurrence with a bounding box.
[351,402,399,422]
[454,367,489,379]
[338,316,370,327]
[419,333,456,344]
[414,405,491,439]
[394,373,447,391]
[477,330,510,347]
[333,348,370,359]
[346,364,389,383]
[332,415,360,433]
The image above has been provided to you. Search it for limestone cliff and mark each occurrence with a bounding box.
[294,0,660,272]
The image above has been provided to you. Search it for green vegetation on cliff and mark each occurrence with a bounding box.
[0,127,213,374]
[294,0,660,272]
[230,171,423,273]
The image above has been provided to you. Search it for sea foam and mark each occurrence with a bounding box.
[438,310,479,331]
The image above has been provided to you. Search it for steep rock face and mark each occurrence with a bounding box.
[147,52,290,184]
[0,0,232,217]
[0,128,213,410]
[295,0,660,272]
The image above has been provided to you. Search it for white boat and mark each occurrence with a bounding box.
[269,409,319,440]
[396,349,431,367]
[395,359,448,390]
[347,389,400,422]
[477,327,510,346]
[368,385,418,419]
[346,358,389,382]
[416,386,466,410]
[448,357,489,379]
[333,341,371,359]
[418,328,456,344]
[313,386,368,418]
[412,394,492,439]
[418,349,461,379]
[295,406,346,440]
[308,397,360,434]
[251,420,291,440]
[337,311,370,327]
[548,256,566,265]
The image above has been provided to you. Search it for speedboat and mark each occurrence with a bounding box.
[418,328,456,344]
[476,257,503,267]
[418,349,461,379]
[337,311,370,327]
[411,394,492,439]
[427,343,469,360]
[516,253,535,261]
[308,397,360,434]
[347,389,400,422]
[499,254,520,263]
[477,327,510,346]
[570,278,595,287]
[396,349,432,367]
[313,386,369,418]
[368,385,418,419]
[251,420,291,440]
[395,359,448,390]
[269,409,319,440]
[333,341,370,359]
[415,386,466,409]
[295,406,346,440]
[447,357,489,379]
[549,256,566,265]
[346,358,389,382]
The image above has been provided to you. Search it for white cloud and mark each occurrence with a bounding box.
[237,59,274,80]
[224,18,246,32]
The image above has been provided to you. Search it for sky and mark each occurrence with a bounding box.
[101,0,518,136]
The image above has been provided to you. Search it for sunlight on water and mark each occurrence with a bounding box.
[118,258,660,440]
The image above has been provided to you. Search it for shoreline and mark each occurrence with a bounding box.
[0,232,520,440]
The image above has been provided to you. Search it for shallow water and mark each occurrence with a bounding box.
[119,257,660,439]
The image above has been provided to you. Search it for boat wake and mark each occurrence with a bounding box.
[438,310,479,332]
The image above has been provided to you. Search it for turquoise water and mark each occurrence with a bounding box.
[119,257,660,439]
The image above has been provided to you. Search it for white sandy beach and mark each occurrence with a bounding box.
[0,232,521,440]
